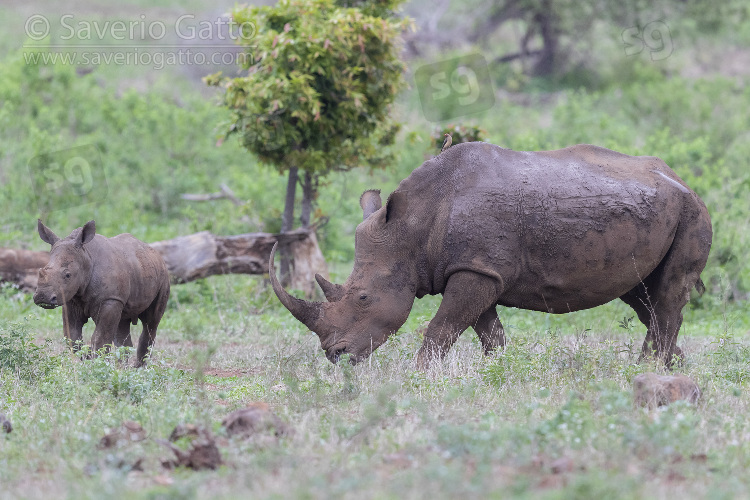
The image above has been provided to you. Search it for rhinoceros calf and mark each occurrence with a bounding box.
[33,220,170,366]
[270,143,712,367]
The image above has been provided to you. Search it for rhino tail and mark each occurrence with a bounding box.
[695,277,706,296]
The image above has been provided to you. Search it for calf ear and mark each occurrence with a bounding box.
[77,220,96,247]
[37,219,60,246]
[359,189,382,221]
[385,191,408,223]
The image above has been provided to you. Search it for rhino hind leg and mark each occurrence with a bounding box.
[417,271,502,367]
[620,222,709,367]
[620,271,687,367]
[472,307,505,354]
[136,285,169,367]
[90,300,124,356]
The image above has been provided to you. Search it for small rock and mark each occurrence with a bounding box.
[162,424,222,470]
[549,456,575,474]
[0,413,11,434]
[221,402,291,438]
[168,423,201,442]
[129,457,144,472]
[633,372,700,409]
[98,420,146,449]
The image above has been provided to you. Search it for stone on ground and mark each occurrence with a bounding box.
[633,372,700,408]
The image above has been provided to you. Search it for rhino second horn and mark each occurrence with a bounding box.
[268,243,324,333]
[360,190,382,220]
[315,273,345,302]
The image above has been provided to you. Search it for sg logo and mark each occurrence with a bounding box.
[29,145,108,213]
[415,54,495,122]
[622,21,673,61]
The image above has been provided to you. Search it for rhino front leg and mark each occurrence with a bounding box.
[62,301,85,352]
[473,307,505,355]
[90,300,124,356]
[417,271,502,368]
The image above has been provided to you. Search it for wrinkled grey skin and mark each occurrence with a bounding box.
[271,143,712,367]
[34,220,170,366]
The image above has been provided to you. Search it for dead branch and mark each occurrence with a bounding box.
[181,183,243,206]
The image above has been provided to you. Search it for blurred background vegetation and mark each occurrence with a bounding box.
[1,0,749,309]
[2,4,750,496]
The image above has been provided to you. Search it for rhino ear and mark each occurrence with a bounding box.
[385,191,408,223]
[77,220,96,247]
[359,189,382,221]
[37,219,60,246]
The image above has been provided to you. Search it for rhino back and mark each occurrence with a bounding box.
[399,142,701,312]
[85,234,168,319]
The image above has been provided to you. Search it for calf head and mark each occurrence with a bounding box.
[270,190,416,364]
[33,220,96,309]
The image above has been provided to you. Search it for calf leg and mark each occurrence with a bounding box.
[417,271,502,367]
[62,301,85,352]
[91,300,124,356]
[136,287,169,367]
[472,307,505,354]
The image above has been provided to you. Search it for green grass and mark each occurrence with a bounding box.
[1,278,749,498]
[2,0,750,497]
[1,274,750,498]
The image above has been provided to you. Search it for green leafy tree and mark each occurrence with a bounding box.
[207,0,410,278]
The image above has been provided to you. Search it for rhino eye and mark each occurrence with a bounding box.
[359,294,368,301]
[64,272,71,279]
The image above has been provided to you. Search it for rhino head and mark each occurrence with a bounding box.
[270,190,417,364]
[33,219,96,309]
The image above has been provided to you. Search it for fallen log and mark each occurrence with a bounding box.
[0,228,328,296]
[0,247,50,292]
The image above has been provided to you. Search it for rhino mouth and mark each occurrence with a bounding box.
[36,302,59,309]
[325,344,358,365]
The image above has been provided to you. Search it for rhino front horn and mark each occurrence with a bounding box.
[269,243,324,333]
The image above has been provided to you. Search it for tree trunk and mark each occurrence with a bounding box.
[280,167,298,285]
[289,230,328,295]
[532,2,559,77]
[300,170,314,228]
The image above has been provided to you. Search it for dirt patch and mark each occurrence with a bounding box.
[174,366,262,378]
[204,368,261,378]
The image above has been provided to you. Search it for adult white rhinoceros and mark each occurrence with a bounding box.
[270,143,712,366]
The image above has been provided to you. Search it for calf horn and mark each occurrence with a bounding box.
[269,243,324,333]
